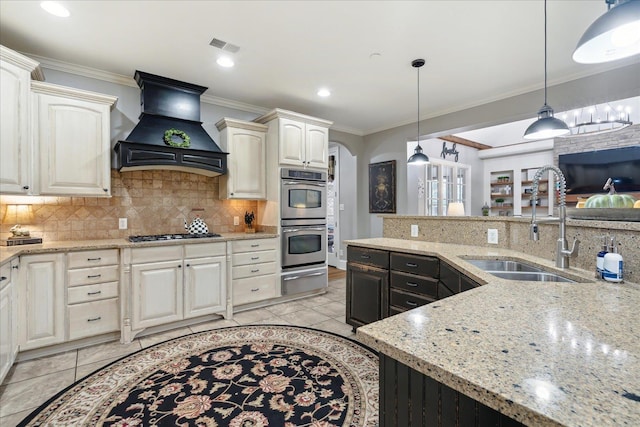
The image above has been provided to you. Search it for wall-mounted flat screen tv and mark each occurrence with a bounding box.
[558,146,640,195]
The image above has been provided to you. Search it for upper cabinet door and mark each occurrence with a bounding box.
[0,58,32,194]
[34,91,112,196]
[305,124,328,169]
[279,118,306,166]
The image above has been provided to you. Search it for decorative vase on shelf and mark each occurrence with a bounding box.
[244,211,256,233]
[482,203,490,216]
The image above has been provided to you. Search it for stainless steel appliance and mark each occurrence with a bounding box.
[280,168,326,220]
[280,168,328,296]
[281,219,327,269]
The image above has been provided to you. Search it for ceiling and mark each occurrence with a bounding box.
[1,1,638,138]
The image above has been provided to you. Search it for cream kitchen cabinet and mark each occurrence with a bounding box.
[31,81,117,197]
[18,253,65,351]
[0,259,19,384]
[67,249,120,341]
[231,238,278,307]
[255,109,332,169]
[0,45,40,194]
[125,243,226,338]
[216,118,268,199]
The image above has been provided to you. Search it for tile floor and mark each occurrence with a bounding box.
[0,275,354,426]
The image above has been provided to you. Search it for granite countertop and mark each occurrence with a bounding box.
[347,238,640,427]
[0,232,279,265]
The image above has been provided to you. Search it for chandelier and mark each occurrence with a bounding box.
[560,103,633,137]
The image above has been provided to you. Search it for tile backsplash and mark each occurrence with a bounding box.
[0,170,258,241]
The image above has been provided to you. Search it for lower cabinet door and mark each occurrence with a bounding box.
[131,260,183,330]
[0,282,15,383]
[346,263,389,328]
[184,256,226,319]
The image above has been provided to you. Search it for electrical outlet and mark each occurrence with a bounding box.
[233,216,240,226]
[411,224,419,237]
[118,218,127,230]
[339,249,344,257]
[487,228,498,244]
[339,204,345,211]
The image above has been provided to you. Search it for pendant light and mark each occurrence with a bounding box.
[573,0,640,64]
[408,59,430,164]
[523,0,570,140]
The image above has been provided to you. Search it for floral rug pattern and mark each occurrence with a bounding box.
[19,325,379,426]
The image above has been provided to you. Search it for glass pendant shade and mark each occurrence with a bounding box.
[573,0,640,64]
[408,144,430,164]
[524,104,570,139]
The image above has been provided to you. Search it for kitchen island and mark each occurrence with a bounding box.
[348,238,640,427]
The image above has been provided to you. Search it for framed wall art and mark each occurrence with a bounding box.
[369,160,396,213]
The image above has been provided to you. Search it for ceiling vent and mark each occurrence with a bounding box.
[209,38,240,53]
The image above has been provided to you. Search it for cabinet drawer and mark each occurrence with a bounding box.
[68,249,118,269]
[390,289,434,311]
[232,238,277,253]
[68,265,119,287]
[390,271,438,299]
[68,281,118,304]
[184,242,226,258]
[131,246,183,263]
[68,298,119,341]
[391,253,438,277]
[233,262,277,280]
[347,246,389,268]
[233,250,276,266]
[389,305,406,316]
[233,274,277,306]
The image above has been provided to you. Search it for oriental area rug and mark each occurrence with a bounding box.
[19,325,379,426]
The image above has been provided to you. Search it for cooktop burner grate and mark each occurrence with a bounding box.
[128,233,222,242]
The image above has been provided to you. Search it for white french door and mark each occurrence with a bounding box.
[421,158,471,216]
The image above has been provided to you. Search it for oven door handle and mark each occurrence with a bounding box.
[283,271,326,281]
[282,181,326,187]
[283,227,326,233]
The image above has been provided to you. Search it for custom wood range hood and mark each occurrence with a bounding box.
[115,71,228,177]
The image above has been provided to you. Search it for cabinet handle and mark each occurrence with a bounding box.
[12,265,19,270]
[23,185,29,190]
[251,256,259,260]
[406,262,418,268]
[251,269,259,273]
[251,244,260,247]
[87,257,102,261]
[87,316,102,322]
[406,301,418,307]
[87,274,101,278]
[406,282,418,287]
[230,192,234,196]
[360,255,371,259]
[87,290,102,296]
[178,265,182,268]
[186,264,191,267]
[103,188,108,192]
[0,276,6,282]
[251,288,259,292]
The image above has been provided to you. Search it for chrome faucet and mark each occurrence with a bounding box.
[530,165,580,269]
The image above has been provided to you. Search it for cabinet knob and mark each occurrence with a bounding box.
[103,188,108,192]
[22,185,29,190]
[12,265,19,270]
[186,264,190,267]
[230,192,234,195]
[178,264,182,268]
[0,276,7,282]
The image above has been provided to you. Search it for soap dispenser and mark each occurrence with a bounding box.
[602,237,623,283]
[596,236,608,279]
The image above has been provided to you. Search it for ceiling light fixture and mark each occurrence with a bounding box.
[523,0,570,140]
[573,0,640,64]
[407,59,429,164]
[317,88,331,97]
[40,1,70,17]
[560,103,632,137]
[216,56,234,68]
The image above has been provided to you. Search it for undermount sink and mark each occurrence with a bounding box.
[465,259,576,283]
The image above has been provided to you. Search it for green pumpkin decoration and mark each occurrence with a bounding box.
[584,178,636,208]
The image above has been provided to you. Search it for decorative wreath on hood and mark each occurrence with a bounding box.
[163,128,191,148]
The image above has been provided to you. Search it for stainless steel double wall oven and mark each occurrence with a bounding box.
[280,168,327,295]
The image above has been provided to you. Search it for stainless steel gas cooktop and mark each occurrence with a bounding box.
[128,233,222,242]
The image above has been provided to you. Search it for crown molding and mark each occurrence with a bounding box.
[25,52,272,114]
[31,81,118,107]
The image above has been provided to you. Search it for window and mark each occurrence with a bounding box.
[419,158,470,216]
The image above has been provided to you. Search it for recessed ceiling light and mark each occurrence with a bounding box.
[317,88,331,97]
[216,56,234,68]
[40,1,70,17]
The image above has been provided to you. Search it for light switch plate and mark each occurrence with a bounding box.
[118,218,127,230]
[411,224,419,237]
[233,216,240,226]
[488,228,498,244]
[339,204,345,211]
